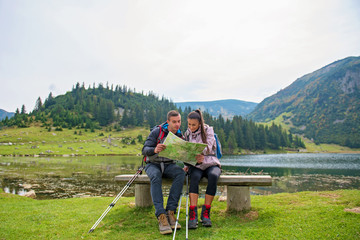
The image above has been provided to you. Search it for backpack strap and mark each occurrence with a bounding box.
[143,125,165,164]
[157,125,165,144]
[156,125,166,174]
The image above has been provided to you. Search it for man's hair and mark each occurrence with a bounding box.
[167,110,180,120]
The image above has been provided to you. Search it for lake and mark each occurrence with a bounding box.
[221,153,360,195]
[0,153,359,199]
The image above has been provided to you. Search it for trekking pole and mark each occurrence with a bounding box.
[88,166,144,233]
[172,189,184,240]
[185,173,189,240]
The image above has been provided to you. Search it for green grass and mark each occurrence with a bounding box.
[301,140,360,153]
[0,126,148,156]
[1,125,360,156]
[1,189,359,239]
[265,113,360,154]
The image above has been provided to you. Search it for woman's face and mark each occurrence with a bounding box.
[187,118,200,133]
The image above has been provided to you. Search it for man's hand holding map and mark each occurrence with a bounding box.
[159,131,207,166]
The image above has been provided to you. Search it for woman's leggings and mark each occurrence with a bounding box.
[189,165,221,196]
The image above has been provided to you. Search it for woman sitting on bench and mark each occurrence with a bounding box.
[184,109,221,229]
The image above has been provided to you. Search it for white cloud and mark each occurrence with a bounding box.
[0,0,360,112]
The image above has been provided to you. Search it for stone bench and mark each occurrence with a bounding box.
[115,174,272,211]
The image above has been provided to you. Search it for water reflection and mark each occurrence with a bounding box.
[221,153,360,194]
[4,186,27,196]
[0,156,143,199]
[1,154,360,199]
[221,153,360,172]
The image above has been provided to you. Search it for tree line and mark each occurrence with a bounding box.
[179,107,305,154]
[0,82,305,152]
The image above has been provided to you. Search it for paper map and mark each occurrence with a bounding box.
[159,131,207,165]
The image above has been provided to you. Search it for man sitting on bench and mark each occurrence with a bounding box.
[142,110,186,235]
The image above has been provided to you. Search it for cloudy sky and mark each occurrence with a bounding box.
[1,0,360,112]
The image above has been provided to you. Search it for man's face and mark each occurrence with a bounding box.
[167,115,181,134]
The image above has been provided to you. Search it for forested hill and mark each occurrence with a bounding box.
[176,99,257,119]
[3,83,178,129]
[1,83,305,152]
[248,56,360,148]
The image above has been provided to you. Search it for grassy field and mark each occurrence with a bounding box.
[1,188,359,239]
[1,125,359,156]
[265,113,360,154]
[0,126,149,156]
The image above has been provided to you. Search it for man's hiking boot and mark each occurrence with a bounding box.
[167,210,181,230]
[201,205,212,227]
[158,213,172,235]
[188,206,198,229]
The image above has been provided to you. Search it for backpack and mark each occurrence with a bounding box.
[155,125,166,144]
[142,125,166,164]
[214,133,222,159]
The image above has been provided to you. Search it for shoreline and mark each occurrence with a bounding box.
[1,150,360,158]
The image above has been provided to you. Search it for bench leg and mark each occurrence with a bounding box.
[226,186,251,211]
[135,183,152,207]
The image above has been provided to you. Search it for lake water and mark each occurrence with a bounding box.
[0,153,359,199]
[221,153,360,195]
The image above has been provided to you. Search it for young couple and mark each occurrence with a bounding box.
[142,109,221,235]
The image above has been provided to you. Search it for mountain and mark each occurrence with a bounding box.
[1,83,305,152]
[248,56,360,147]
[175,99,258,119]
[0,109,14,120]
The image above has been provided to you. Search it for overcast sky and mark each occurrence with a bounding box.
[1,0,360,112]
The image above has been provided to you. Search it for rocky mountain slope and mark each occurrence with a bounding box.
[248,56,360,147]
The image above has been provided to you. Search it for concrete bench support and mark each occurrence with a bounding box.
[227,186,250,211]
[134,184,152,207]
[115,175,272,211]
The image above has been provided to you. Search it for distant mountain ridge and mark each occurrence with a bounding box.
[248,56,360,147]
[0,109,14,120]
[175,99,258,119]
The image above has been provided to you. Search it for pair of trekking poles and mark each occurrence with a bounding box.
[88,166,190,240]
[173,171,190,240]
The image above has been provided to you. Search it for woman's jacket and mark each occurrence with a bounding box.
[184,124,221,170]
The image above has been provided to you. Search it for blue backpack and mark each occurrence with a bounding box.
[214,133,222,159]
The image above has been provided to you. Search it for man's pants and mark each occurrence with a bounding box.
[145,162,185,217]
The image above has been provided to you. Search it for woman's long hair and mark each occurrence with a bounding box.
[187,109,207,144]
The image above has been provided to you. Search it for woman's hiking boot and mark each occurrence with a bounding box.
[157,213,172,235]
[201,205,212,227]
[188,206,198,229]
[167,210,181,230]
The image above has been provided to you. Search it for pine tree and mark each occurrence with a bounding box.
[34,97,43,112]
[45,92,55,108]
[258,125,267,150]
[21,105,26,114]
[147,108,156,128]
[226,130,237,154]
[121,107,129,127]
[217,128,226,150]
[134,104,144,126]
